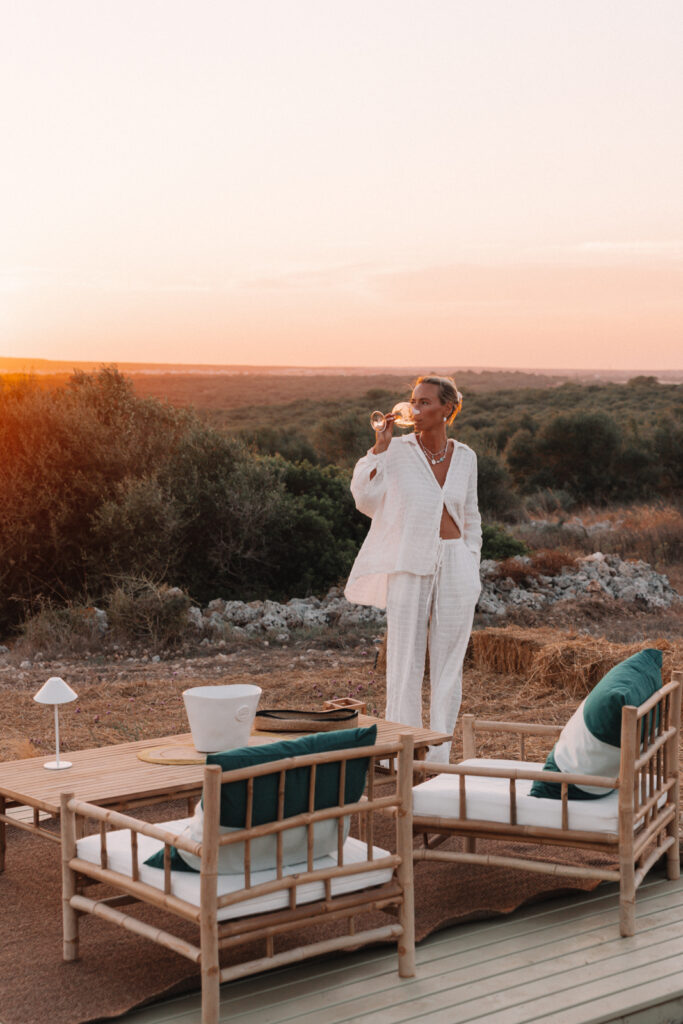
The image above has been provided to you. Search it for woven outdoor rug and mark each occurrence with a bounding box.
[0,803,617,1024]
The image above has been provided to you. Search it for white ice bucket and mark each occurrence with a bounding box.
[182,683,262,753]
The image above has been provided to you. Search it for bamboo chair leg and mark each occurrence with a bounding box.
[666,824,680,880]
[665,674,681,881]
[397,735,415,978]
[60,793,80,961]
[200,766,221,1024]
[0,796,6,872]
[619,863,636,938]
[200,949,220,1024]
[464,836,476,853]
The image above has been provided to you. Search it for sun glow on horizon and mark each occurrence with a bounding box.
[1,1,682,370]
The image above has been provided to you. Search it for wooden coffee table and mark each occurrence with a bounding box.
[0,715,449,870]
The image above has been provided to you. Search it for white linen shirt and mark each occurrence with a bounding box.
[344,434,482,609]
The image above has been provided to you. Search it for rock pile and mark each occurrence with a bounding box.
[476,552,679,616]
[190,553,678,638]
[192,589,386,643]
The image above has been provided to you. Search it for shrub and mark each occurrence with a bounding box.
[515,413,621,503]
[263,459,367,597]
[597,506,683,566]
[494,558,538,584]
[475,452,523,521]
[524,488,577,517]
[15,603,104,660]
[653,420,683,495]
[481,523,529,561]
[530,549,578,575]
[0,369,187,630]
[107,579,191,648]
[239,426,320,464]
[312,410,375,467]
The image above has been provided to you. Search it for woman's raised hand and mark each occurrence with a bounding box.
[372,414,395,454]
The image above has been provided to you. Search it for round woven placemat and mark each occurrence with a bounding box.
[137,745,205,765]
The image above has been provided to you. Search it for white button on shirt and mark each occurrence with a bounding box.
[344,434,482,609]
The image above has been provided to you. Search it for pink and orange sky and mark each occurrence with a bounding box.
[1,0,681,370]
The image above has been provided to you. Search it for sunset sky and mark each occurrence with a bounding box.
[1,0,681,370]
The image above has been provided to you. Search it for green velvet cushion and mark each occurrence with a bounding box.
[144,725,377,872]
[207,725,377,827]
[145,843,197,872]
[530,649,662,800]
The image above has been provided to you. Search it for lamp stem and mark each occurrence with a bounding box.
[54,705,60,768]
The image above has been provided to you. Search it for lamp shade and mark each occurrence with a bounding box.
[34,677,78,705]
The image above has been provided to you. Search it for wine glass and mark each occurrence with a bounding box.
[369,402,416,432]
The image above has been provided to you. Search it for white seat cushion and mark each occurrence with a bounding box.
[177,800,350,874]
[412,759,620,834]
[75,818,394,922]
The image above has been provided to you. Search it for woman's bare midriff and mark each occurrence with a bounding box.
[440,506,461,539]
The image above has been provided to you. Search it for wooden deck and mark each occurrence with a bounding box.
[108,873,683,1024]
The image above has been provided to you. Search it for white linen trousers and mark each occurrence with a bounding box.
[385,537,481,763]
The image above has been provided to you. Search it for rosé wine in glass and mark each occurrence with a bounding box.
[369,402,416,432]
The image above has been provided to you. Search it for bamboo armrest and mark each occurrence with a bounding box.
[465,719,563,737]
[65,797,202,858]
[411,760,618,790]
[637,678,679,717]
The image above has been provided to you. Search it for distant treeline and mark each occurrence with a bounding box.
[232,376,682,510]
[0,368,680,636]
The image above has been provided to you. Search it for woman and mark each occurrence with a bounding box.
[345,375,481,762]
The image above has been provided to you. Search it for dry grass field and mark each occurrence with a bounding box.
[2,594,681,770]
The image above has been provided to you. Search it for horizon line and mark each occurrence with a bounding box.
[1,355,681,377]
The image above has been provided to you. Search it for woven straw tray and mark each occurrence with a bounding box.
[253,708,359,733]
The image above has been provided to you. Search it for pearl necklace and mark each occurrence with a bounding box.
[417,433,449,465]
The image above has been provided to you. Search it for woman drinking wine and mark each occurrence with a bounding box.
[345,375,481,762]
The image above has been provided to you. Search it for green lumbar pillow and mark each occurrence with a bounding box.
[530,649,662,801]
[145,725,377,873]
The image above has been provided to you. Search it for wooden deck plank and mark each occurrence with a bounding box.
[231,931,683,1024]
[227,880,683,1024]
[557,984,683,1024]
[112,888,628,1024]
[117,884,652,1024]
[212,905,683,1024]
[100,876,683,1024]
[460,956,683,1024]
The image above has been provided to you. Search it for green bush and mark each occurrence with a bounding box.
[312,410,374,467]
[0,369,186,630]
[481,523,529,561]
[262,459,367,596]
[0,370,373,634]
[239,426,320,464]
[475,452,522,521]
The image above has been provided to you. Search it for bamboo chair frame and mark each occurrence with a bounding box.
[413,672,681,937]
[61,735,416,1024]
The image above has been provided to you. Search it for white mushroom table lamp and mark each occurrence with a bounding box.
[33,676,78,770]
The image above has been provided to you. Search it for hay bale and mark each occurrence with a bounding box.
[468,626,559,677]
[523,637,679,700]
[376,624,681,703]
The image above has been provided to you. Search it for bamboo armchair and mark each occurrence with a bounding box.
[413,673,681,937]
[61,734,416,1024]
